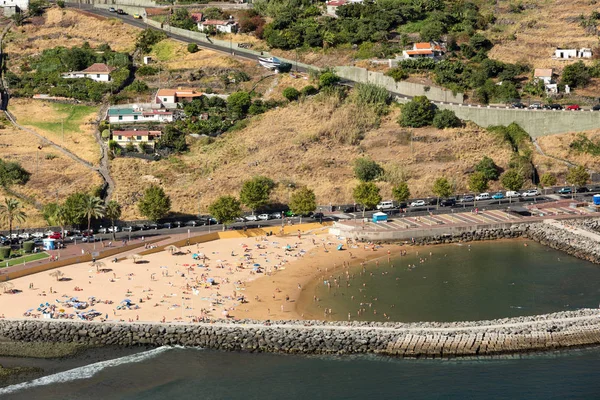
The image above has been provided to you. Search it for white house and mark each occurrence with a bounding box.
[402,42,445,59]
[197,19,238,34]
[108,106,173,124]
[155,88,204,108]
[534,68,557,94]
[112,129,162,149]
[326,0,363,16]
[1,0,28,17]
[62,63,116,82]
[554,48,593,60]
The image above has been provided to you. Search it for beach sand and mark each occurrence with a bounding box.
[0,233,382,323]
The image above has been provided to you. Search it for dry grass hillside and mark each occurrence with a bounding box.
[3,8,139,68]
[110,95,520,219]
[0,124,103,228]
[536,130,600,179]
[485,0,599,71]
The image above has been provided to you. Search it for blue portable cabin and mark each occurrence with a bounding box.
[372,212,388,223]
[593,194,600,205]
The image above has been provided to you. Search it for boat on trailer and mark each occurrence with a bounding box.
[258,56,282,70]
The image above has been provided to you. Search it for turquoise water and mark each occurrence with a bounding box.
[299,240,600,322]
[2,346,600,399]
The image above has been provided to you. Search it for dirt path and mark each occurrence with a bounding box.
[92,104,115,200]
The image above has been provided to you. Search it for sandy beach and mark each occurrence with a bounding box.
[0,232,385,323]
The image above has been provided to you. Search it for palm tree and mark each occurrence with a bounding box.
[54,205,69,239]
[0,198,27,241]
[104,200,122,241]
[49,270,64,281]
[79,195,105,234]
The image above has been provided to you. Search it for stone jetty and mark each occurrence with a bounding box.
[1,310,600,358]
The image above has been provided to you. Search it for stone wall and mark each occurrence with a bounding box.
[1,310,600,357]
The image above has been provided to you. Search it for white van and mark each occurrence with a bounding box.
[505,191,520,198]
[376,200,395,210]
[475,192,490,201]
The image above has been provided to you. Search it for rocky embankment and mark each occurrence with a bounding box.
[1,310,600,358]
[408,225,527,245]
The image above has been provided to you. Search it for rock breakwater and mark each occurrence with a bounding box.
[1,310,600,358]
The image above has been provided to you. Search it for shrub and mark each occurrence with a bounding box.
[301,85,318,96]
[127,80,149,93]
[23,241,34,253]
[433,109,461,128]
[282,87,300,101]
[187,43,199,53]
[101,129,111,140]
[0,247,10,259]
[354,157,383,182]
[137,65,159,76]
[319,71,340,88]
[561,61,590,88]
[475,156,499,181]
[385,67,408,82]
[398,96,435,128]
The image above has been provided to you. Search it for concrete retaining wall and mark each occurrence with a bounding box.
[335,66,464,104]
[2,309,600,357]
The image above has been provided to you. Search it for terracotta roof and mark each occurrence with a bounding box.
[141,110,173,115]
[405,50,434,55]
[156,89,177,97]
[157,88,202,99]
[114,130,162,138]
[534,68,553,77]
[191,13,203,22]
[81,63,116,74]
[327,0,347,6]
[414,42,431,50]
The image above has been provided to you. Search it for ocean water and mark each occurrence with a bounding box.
[298,240,600,322]
[2,346,600,400]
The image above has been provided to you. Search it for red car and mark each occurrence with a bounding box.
[48,232,62,239]
[566,104,580,110]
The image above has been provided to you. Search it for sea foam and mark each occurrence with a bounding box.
[0,346,173,395]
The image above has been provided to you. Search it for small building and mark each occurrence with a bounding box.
[155,87,204,108]
[325,0,363,16]
[112,129,162,149]
[143,56,153,65]
[1,0,28,17]
[197,19,238,34]
[190,12,203,22]
[534,68,558,94]
[62,63,116,82]
[108,107,173,124]
[372,212,388,223]
[554,48,592,60]
[402,42,445,59]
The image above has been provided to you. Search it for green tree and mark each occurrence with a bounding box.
[319,71,340,88]
[392,182,410,204]
[240,176,273,214]
[433,109,461,129]
[187,43,199,53]
[282,87,300,101]
[105,200,122,240]
[0,198,26,241]
[227,91,252,118]
[500,169,525,191]
[475,156,499,181]
[156,124,187,152]
[209,196,242,230]
[432,177,453,207]
[539,172,557,193]
[62,192,87,227]
[79,195,105,234]
[289,187,316,223]
[566,165,590,188]
[42,202,60,226]
[468,171,489,193]
[353,182,382,217]
[354,158,383,182]
[138,185,171,221]
[0,159,31,187]
[561,61,590,88]
[398,96,435,128]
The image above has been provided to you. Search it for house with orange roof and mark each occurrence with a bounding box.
[402,42,446,60]
[61,63,116,82]
[155,87,204,108]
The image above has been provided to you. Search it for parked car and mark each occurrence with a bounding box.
[576,186,590,193]
[545,104,563,110]
[566,104,580,111]
[185,220,198,227]
[511,102,526,109]
[135,224,148,231]
[505,191,520,198]
[18,232,30,240]
[133,13,142,19]
[173,221,183,228]
[258,214,271,221]
[245,215,258,221]
[439,198,456,207]
[122,226,133,232]
[48,232,62,240]
[410,200,426,207]
[593,104,600,111]
[475,193,490,201]
[529,103,542,109]
[313,212,325,220]
[82,236,100,242]
[376,200,395,210]
[98,227,109,234]
[458,195,475,203]
[116,9,125,14]
[522,189,540,197]
[108,7,116,12]
[492,192,505,200]
[68,235,84,241]
[108,226,120,233]
[558,187,572,195]
[148,223,161,230]
[269,212,282,219]
[163,222,173,229]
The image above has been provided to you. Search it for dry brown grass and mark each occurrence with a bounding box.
[485,0,599,72]
[0,125,103,228]
[4,8,140,66]
[109,96,519,219]
[9,99,101,166]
